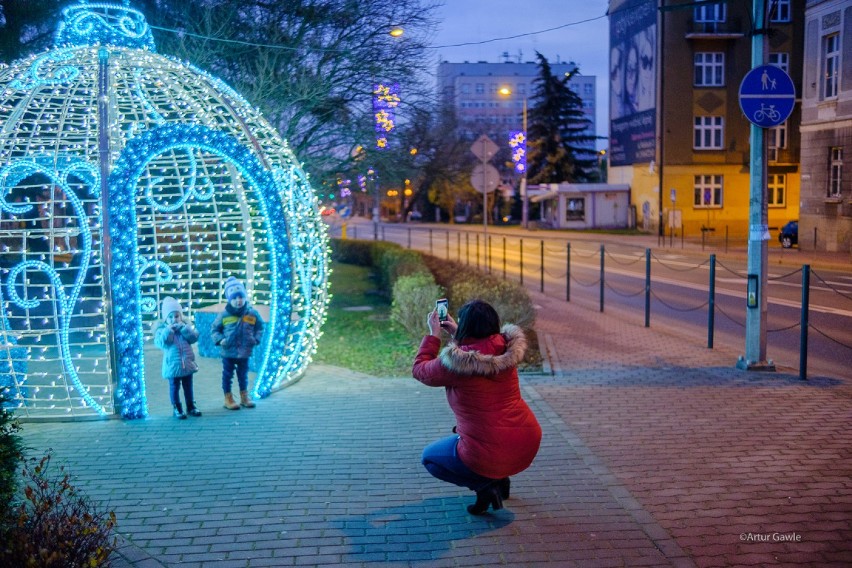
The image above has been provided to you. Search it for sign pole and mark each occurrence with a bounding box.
[738,0,774,371]
[482,136,488,237]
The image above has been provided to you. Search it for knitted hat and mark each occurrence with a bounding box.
[161,296,182,321]
[223,276,247,301]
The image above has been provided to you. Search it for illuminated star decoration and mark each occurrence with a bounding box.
[509,130,527,173]
[0,1,329,419]
[373,82,400,150]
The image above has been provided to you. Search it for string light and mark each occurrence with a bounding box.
[0,1,329,419]
[509,130,527,173]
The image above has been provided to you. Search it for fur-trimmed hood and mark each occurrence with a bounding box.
[438,324,526,376]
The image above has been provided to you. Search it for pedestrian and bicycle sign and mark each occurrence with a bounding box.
[738,65,796,128]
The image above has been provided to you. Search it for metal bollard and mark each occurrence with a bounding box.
[599,245,605,312]
[645,248,651,328]
[708,254,716,347]
[800,265,810,380]
[566,242,571,302]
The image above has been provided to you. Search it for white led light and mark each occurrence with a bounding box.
[0,1,329,419]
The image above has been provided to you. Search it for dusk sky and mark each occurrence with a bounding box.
[427,0,611,138]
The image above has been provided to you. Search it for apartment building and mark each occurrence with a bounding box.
[608,0,804,240]
[799,0,852,251]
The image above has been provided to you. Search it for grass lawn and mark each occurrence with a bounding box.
[313,263,416,377]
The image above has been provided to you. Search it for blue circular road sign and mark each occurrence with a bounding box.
[738,65,796,128]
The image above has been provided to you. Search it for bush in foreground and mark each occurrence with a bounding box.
[0,393,22,519]
[0,453,117,568]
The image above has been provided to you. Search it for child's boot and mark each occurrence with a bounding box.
[240,391,256,408]
[173,403,187,420]
[223,392,240,410]
[187,401,202,417]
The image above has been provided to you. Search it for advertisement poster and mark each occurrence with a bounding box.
[609,0,656,166]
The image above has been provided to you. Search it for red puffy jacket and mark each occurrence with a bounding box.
[412,324,542,479]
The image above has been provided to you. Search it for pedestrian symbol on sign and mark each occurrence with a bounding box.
[739,65,795,128]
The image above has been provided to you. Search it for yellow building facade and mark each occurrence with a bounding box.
[608,0,804,242]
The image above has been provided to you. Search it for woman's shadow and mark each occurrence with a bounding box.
[328,495,514,563]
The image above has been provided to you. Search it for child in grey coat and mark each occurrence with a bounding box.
[154,297,201,419]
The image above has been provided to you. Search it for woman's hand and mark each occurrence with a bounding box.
[440,314,458,337]
[427,310,442,337]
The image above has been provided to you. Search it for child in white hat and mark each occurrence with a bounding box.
[154,296,201,419]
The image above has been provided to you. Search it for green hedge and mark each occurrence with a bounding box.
[422,256,536,328]
[329,239,429,294]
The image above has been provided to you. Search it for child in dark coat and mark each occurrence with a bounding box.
[211,276,264,410]
[154,297,201,419]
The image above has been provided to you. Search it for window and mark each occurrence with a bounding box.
[584,83,594,95]
[769,0,791,23]
[694,52,724,86]
[517,83,526,94]
[475,83,485,95]
[694,116,724,149]
[694,175,723,207]
[823,34,839,99]
[768,52,789,74]
[829,147,843,197]
[768,121,787,161]
[461,84,471,95]
[489,83,497,94]
[566,198,585,221]
[695,1,726,22]
[767,174,786,206]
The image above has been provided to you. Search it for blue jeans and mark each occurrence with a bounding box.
[169,374,195,408]
[421,435,494,491]
[222,357,249,393]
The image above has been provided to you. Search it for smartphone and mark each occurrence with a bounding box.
[435,298,449,322]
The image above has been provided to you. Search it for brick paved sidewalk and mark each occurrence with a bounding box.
[15,290,852,567]
[530,289,852,568]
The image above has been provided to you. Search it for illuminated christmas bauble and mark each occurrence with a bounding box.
[0,1,329,419]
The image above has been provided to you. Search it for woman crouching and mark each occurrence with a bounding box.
[412,299,542,515]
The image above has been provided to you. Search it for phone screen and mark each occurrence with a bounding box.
[436,298,448,322]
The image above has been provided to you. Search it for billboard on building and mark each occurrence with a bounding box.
[609,0,656,166]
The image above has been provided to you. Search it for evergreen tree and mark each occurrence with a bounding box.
[526,52,598,184]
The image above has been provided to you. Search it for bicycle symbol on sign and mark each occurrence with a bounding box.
[753,103,781,123]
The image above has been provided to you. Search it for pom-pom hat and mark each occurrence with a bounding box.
[224,276,247,301]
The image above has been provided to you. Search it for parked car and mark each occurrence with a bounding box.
[779,220,798,248]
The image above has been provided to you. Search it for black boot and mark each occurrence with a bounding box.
[467,482,503,515]
[186,401,202,417]
[498,477,511,500]
[173,403,187,420]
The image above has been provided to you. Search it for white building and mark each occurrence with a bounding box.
[437,60,597,146]
[799,0,852,251]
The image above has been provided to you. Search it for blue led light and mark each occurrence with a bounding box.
[0,1,329,420]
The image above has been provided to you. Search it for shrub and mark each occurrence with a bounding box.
[0,393,22,518]
[450,278,536,329]
[0,453,117,567]
[391,273,443,341]
[374,246,429,293]
[329,238,375,266]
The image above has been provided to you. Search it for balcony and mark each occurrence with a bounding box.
[686,17,746,40]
